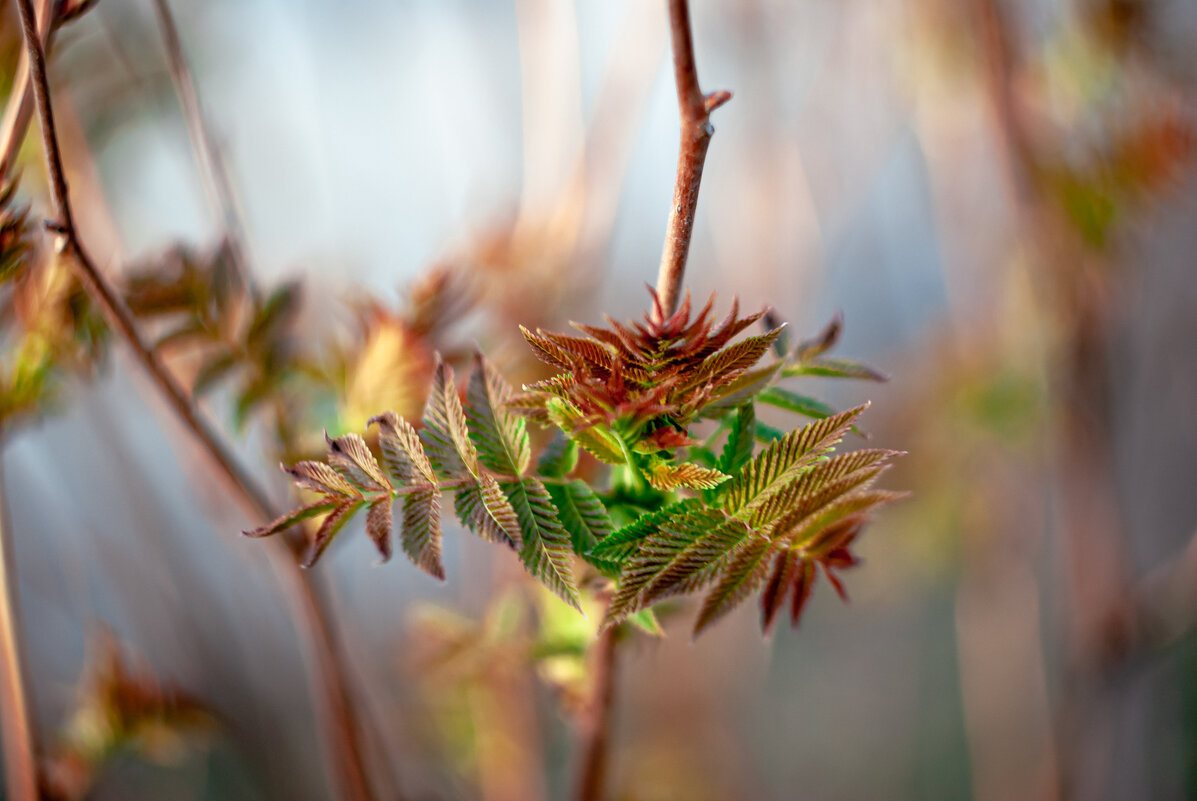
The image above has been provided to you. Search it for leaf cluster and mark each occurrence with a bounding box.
[252,297,904,637]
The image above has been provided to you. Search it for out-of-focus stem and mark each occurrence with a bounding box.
[0,434,38,801]
[148,0,252,290]
[573,624,619,801]
[11,2,377,798]
[653,0,730,323]
[0,0,52,175]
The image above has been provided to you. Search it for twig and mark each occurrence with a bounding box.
[0,431,38,801]
[148,0,253,290]
[11,2,376,799]
[652,0,730,323]
[0,0,52,176]
[572,624,619,801]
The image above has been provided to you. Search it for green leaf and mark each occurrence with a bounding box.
[748,449,898,529]
[466,352,531,476]
[754,421,785,442]
[693,536,773,636]
[455,481,518,548]
[536,433,578,478]
[757,387,837,419]
[477,473,523,548]
[783,357,887,382]
[718,403,755,475]
[400,487,444,579]
[546,480,613,562]
[422,358,478,477]
[243,500,337,539]
[544,397,625,465]
[722,404,868,517]
[504,478,581,610]
[626,609,664,637]
[604,507,755,628]
[589,499,702,563]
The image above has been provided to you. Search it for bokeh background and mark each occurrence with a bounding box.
[2,0,1197,799]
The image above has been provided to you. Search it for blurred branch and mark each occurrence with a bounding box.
[572,623,619,801]
[653,0,730,322]
[0,433,38,801]
[148,0,253,290]
[10,2,378,799]
[0,0,52,175]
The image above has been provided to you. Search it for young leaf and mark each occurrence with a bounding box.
[693,536,773,636]
[284,461,359,498]
[748,449,898,529]
[243,501,338,539]
[504,478,581,610]
[365,497,393,562]
[761,549,801,633]
[302,500,362,568]
[544,397,625,465]
[401,487,444,579]
[546,480,613,558]
[466,352,531,476]
[455,482,517,548]
[325,432,390,492]
[718,403,756,475]
[722,404,868,516]
[645,460,731,491]
[774,489,906,547]
[589,499,703,564]
[422,358,478,477]
[604,507,755,628]
[370,411,437,486]
[783,357,887,382]
[477,474,523,548]
[757,387,837,420]
[536,433,579,478]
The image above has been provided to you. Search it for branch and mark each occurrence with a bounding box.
[572,622,620,801]
[652,0,731,323]
[0,0,52,176]
[0,434,38,801]
[149,0,253,289]
[11,2,376,799]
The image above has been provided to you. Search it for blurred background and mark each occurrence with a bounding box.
[2,0,1197,799]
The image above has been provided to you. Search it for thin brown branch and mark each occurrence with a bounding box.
[653,0,731,323]
[0,0,52,176]
[572,624,619,801]
[0,433,38,801]
[148,0,253,289]
[11,2,376,798]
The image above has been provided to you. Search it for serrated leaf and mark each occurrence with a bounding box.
[544,397,625,465]
[325,432,389,492]
[749,449,898,529]
[722,404,868,516]
[536,433,578,478]
[546,480,612,558]
[761,549,801,633]
[477,473,523,548]
[790,558,818,627]
[422,358,478,477]
[365,497,393,562]
[688,326,785,391]
[504,478,580,610]
[243,501,337,538]
[369,411,437,486]
[284,461,359,498]
[466,352,531,476]
[700,363,783,416]
[401,487,444,579]
[645,460,730,491]
[718,404,755,475]
[774,489,906,547]
[604,507,754,628]
[693,536,773,636]
[455,482,517,548]
[302,500,362,568]
[589,499,702,562]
